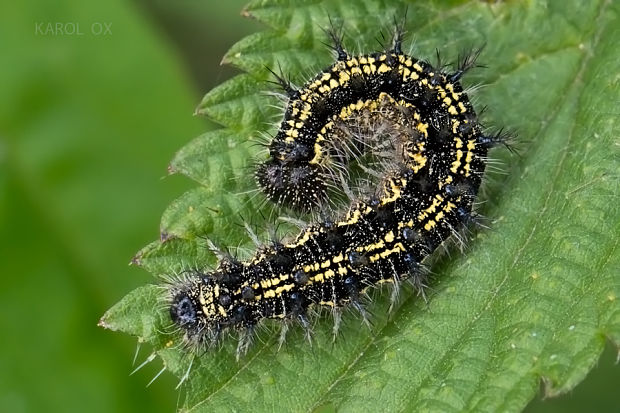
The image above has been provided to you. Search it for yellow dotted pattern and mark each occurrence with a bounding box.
[198,53,482,319]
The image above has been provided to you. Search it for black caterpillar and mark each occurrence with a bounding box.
[168,25,508,356]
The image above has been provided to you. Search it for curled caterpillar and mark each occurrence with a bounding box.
[169,25,508,356]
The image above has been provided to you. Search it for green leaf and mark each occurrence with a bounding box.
[102,0,620,411]
[169,130,252,187]
[99,285,167,345]
[195,74,280,130]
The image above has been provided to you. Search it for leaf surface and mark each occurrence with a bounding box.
[101,0,620,411]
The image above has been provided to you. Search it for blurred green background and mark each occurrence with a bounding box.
[0,0,616,412]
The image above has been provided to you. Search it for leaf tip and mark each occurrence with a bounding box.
[160,231,174,242]
[98,310,118,331]
[130,253,142,267]
[97,316,109,329]
[240,7,252,19]
[167,163,177,175]
[540,375,564,399]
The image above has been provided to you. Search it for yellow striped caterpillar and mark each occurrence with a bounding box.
[168,24,510,357]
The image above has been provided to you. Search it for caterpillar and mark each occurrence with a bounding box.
[168,24,509,357]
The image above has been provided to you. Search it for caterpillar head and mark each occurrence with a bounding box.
[169,267,254,345]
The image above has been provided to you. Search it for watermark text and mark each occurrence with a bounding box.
[35,22,112,36]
